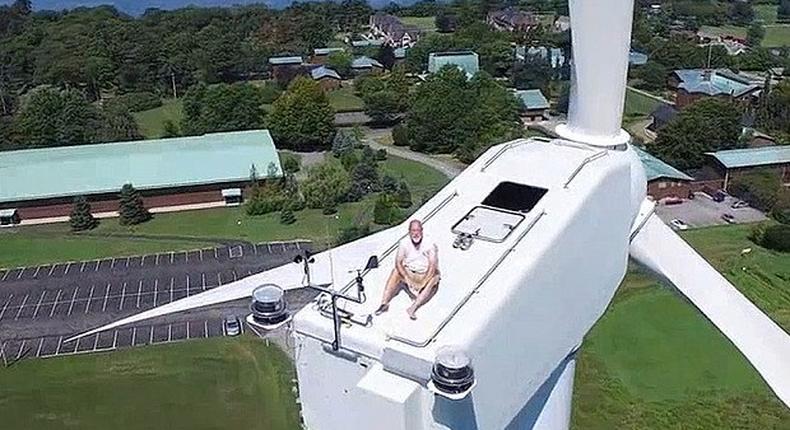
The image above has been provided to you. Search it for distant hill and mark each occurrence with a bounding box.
[1,0,420,15]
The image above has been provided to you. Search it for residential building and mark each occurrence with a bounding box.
[634,146,694,200]
[517,46,566,69]
[514,89,550,122]
[487,7,538,32]
[553,16,570,32]
[704,145,790,190]
[268,55,304,83]
[0,130,282,223]
[351,56,384,75]
[428,51,479,78]
[310,66,342,91]
[369,14,422,48]
[669,69,762,108]
[311,47,346,64]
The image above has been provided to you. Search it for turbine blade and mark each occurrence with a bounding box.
[630,215,790,408]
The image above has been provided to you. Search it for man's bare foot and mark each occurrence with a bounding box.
[374,303,389,315]
[406,307,417,320]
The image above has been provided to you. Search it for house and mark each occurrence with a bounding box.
[517,46,566,69]
[669,69,762,108]
[553,16,570,32]
[369,14,422,48]
[633,146,694,200]
[0,131,282,223]
[646,103,678,137]
[705,145,790,191]
[513,89,549,122]
[351,56,384,75]
[311,47,346,64]
[268,55,304,83]
[310,66,342,91]
[427,51,479,79]
[487,7,539,32]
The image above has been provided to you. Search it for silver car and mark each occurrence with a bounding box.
[223,315,241,336]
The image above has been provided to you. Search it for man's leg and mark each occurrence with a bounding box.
[406,275,439,320]
[376,268,403,315]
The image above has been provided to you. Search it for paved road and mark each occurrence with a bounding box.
[363,128,464,179]
[0,241,317,364]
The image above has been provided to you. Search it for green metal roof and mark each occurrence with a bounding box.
[268,56,303,65]
[514,89,549,110]
[707,145,790,169]
[428,51,480,78]
[634,146,693,182]
[0,130,282,204]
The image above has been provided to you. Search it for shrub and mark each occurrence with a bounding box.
[770,191,790,224]
[332,129,359,157]
[375,148,388,161]
[280,152,301,173]
[302,162,351,209]
[381,174,400,194]
[392,124,409,147]
[396,181,412,208]
[759,224,790,252]
[728,170,782,212]
[280,208,296,225]
[119,184,151,226]
[374,193,401,225]
[245,182,286,216]
[110,92,162,112]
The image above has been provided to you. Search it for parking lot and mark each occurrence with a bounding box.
[0,240,316,364]
[655,192,767,229]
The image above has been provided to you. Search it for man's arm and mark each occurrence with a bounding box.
[395,246,408,279]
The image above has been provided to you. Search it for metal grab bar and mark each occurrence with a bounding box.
[480,139,530,172]
[563,150,608,188]
[388,210,547,348]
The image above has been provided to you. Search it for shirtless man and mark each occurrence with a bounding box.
[375,219,440,320]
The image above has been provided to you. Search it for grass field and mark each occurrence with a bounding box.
[0,155,448,268]
[133,99,184,139]
[763,25,790,47]
[327,86,365,112]
[623,88,662,127]
[0,336,301,430]
[400,15,437,32]
[755,4,778,24]
[573,224,790,428]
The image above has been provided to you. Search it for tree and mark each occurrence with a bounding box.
[651,99,743,170]
[375,45,397,71]
[280,207,296,225]
[510,56,552,93]
[392,124,409,146]
[747,22,765,47]
[780,0,790,22]
[13,86,101,148]
[97,104,143,142]
[373,193,401,225]
[182,83,266,135]
[435,12,458,33]
[756,80,790,135]
[326,51,353,78]
[364,90,401,124]
[69,196,98,231]
[396,181,412,208]
[346,161,380,201]
[118,183,151,225]
[162,120,180,138]
[301,161,351,209]
[729,1,754,26]
[634,61,668,92]
[332,129,359,157]
[269,77,335,150]
[280,152,301,173]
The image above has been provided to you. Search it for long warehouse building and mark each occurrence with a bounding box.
[0,130,282,225]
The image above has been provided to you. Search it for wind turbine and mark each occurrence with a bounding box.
[70,0,790,428]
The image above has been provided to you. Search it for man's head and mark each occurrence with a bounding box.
[408,220,423,245]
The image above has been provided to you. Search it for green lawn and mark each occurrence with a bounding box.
[763,25,790,47]
[573,224,790,428]
[327,86,365,112]
[133,99,184,139]
[755,5,779,24]
[0,336,301,430]
[0,155,447,268]
[623,87,662,120]
[400,15,437,32]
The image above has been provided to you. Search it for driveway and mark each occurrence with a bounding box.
[655,192,767,229]
[362,128,464,179]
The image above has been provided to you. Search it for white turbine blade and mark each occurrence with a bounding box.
[630,215,790,408]
[66,262,305,342]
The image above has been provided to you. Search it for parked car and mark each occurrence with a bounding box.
[223,315,241,336]
[731,200,749,209]
[721,213,736,224]
[670,219,689,231]
[713,190,726,202]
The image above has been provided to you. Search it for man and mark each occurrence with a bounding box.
[375,219,440,320]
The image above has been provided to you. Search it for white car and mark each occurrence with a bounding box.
[223,315,241,336]
[731,200,749,209]
[670,219,689,231]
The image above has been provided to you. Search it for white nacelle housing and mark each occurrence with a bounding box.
[293,138,636,430]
